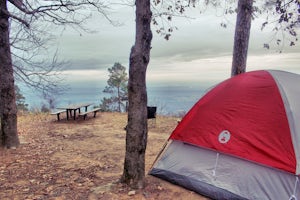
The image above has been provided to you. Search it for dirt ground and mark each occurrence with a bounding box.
[0,112,210,200]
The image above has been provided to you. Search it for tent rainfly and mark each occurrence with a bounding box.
[149,70,300,200]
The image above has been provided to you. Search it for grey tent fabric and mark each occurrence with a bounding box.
[269,70,300,174]
[149,140,300,200]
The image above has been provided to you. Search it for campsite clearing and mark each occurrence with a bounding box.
[0,112,209,200]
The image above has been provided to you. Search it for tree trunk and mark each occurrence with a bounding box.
[0,1,19,148]
[231,0,253,77]
[121,0,152,189]
[117,86,121,112]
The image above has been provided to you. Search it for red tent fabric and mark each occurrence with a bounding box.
[170,70,296,173]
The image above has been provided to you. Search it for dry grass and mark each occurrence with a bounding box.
[0,112,209,200]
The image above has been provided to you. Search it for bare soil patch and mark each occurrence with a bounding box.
[0,112,209,200]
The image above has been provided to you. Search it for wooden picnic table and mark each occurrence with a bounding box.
[57,102,93,120]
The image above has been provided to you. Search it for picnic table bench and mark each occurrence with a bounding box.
[56,102,93,120]
[78,108,102,120]
[50,110,66,121]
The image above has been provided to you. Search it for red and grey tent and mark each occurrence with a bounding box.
[149,70,300,200]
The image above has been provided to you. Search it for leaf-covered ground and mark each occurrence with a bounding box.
[0,112,209,200]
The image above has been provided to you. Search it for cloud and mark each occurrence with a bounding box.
[60,69,108,84]
[52,3,300,83]
[147,52,300,86]
[62,58,114,71]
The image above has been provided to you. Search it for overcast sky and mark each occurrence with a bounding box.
[52,2,300,87]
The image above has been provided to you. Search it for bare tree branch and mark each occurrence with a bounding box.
[6,0,115,95]
[1,7,30,27]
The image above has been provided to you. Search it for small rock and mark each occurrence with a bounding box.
[45,185,54,193]
[128,190,136,196]
[29,179,36,183]
[19,136,28,144]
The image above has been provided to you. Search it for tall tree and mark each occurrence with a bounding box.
[102,62,128,112]
[231,0,299,76]
[0,0,19,148]
[231,0,253,76]
[0,0,111,149]
[15,85,28,112]
[121,0,153,189]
